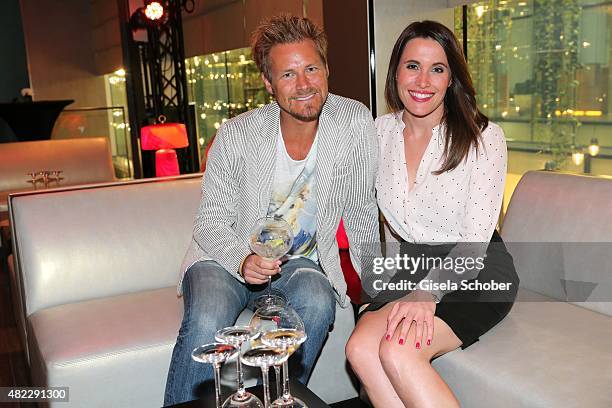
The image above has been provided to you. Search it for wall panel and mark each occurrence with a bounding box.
[20,0,107,107]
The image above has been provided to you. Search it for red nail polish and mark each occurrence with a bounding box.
[416,342,421,349]
[385,334,391,341]
[399,339,404,345]
[427,339,431,346]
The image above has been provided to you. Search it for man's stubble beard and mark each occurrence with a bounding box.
[283,93,327,122]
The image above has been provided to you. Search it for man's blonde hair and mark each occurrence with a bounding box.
[251,14,327,81]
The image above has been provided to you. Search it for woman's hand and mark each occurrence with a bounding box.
[385,289,436,348]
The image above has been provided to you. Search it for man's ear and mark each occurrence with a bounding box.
[262,73,274,95]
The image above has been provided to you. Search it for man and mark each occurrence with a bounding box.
[164,14,379,405]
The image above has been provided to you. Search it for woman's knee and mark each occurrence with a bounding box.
[378,335,429,373]
[345,328,379,372]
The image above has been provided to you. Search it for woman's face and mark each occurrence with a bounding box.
[396,37,451,121]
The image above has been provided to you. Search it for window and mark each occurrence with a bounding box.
[185,48,272,158]
[456,0,611,177]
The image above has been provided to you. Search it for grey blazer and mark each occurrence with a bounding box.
[180,93,380,307]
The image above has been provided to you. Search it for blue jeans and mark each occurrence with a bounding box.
[163,258,336,406]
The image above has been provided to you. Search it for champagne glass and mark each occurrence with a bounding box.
[250,305,308,408]
[192,343,239,408]
[249,217,294,306]
[241,346,289,407]
[215,326,263,408]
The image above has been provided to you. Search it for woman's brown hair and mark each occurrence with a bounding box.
[385,20,488,174]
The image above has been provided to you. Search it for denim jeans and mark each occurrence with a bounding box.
[163,258,336,406]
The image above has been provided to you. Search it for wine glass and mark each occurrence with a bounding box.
[253,293,287,310]
[251,293,287,400]
[50,170,63,186]
[192,343,239,408]
[249,217,294,306]
[250,304,308,408]
[26,171,39,189]
[241,346,289,407]
[215,326,263,408]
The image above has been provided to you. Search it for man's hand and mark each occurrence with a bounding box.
[241,254,281,285]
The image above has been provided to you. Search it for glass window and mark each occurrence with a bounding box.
[52,69,133,179]
[455,0,611,178]
[185,48,272,160]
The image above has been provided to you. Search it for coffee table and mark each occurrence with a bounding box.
[168,379,331,407]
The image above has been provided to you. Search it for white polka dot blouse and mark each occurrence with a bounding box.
[375,111,507,244]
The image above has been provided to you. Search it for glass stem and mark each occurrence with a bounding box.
[281,359,291,401]
[236,346,246,397]
[274,365,282,401]
[213,362,222,408]
[267,276,272,297]
[261,366,271,407]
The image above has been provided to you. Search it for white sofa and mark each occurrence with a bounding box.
[10,170,612,407]
[8,174,358,407]
[433,171,612,407]
[0,137,116,214]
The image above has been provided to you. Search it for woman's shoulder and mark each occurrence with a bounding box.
[475,121,507,160]
[479,121,506,148]
[374,112,401,134]
[481,121,505,140]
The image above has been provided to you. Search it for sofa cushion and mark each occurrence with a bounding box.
[28,286,357,407]
[10,176,202,316]
[0,137,116,211]
[502,171,612,316]
[433,288,612,408]
[28,287,182,408]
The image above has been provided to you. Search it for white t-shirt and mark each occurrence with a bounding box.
[267,129,319,262]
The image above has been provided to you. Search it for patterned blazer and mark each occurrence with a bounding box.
[180,93,380,307]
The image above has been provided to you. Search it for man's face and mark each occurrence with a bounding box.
[263,40,329,123]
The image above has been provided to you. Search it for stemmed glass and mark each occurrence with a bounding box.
[250,304,308,408]
[215,326,263,408]
[241,346,289,407]
[249,217,294,307]
[50,170,63,186]
[26,171,39,189]
[39,171,50,188]
[251,293,286,400]
[192,343,239,408]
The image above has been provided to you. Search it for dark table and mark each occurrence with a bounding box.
[169,379,331,407]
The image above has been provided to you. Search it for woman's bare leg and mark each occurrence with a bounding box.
[346,305,405,407]
[347,303,463,408]
[379,315,462,408]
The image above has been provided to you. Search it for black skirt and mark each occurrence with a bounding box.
[360,230,519,349]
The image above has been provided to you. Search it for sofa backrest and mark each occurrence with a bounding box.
[0,137,116,194]
[9,175,202,317]
[501,171,612,316]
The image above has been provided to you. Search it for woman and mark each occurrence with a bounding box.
[346,21,518,407]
